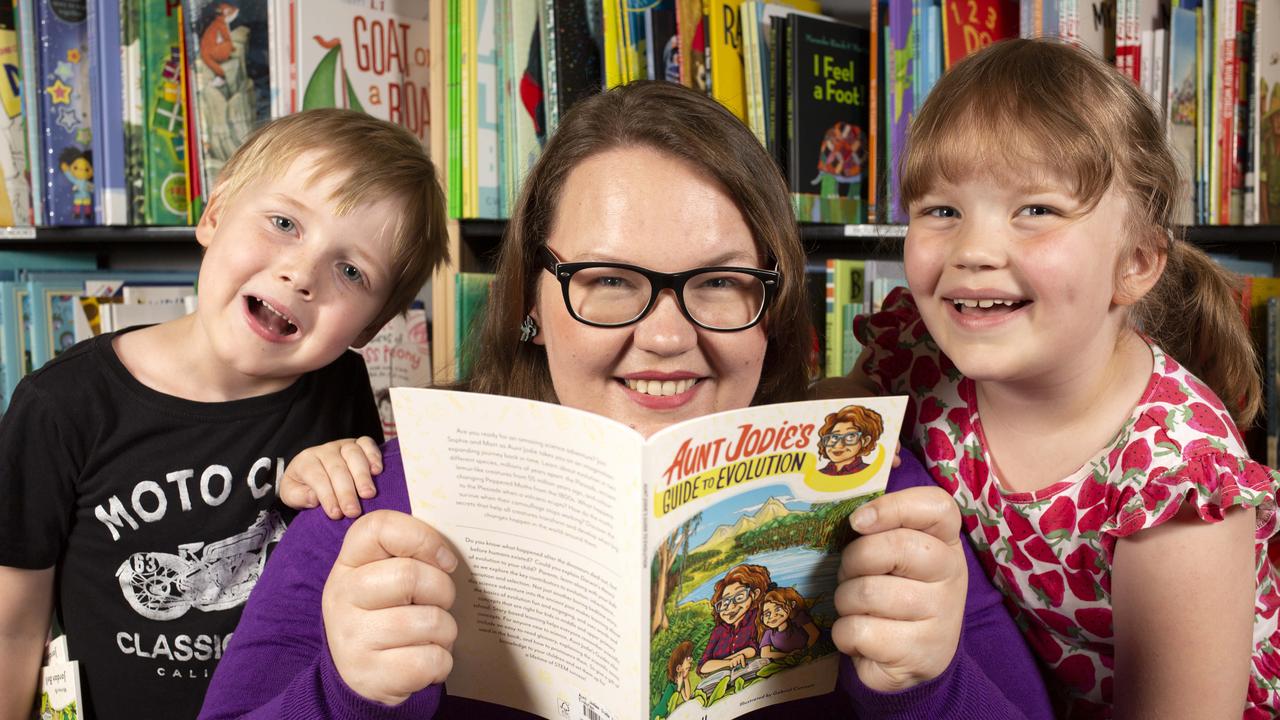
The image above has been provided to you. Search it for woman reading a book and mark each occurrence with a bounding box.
[199,81,1051,719]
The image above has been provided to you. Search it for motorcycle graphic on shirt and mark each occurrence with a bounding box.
[114,509,285,621]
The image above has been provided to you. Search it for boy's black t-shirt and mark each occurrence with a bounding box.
[0,329,383,720]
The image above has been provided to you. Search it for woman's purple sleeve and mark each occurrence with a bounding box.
[835,451,1053,719]
[197,442,444,719]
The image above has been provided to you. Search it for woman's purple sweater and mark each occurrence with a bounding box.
[198,442,1051,719]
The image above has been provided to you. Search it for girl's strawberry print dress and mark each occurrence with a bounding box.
[854,288,1280,718]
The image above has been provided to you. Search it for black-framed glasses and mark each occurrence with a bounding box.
[820,431,864,448]
[538,247,780,331]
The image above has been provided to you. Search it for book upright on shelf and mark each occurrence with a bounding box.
[35,0,94,226]
[393,389,907,720]
[787,13,870,224]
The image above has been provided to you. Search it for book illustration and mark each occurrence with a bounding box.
[648,404,884,714]
[57,147,92,220]
[809,121,864,219]
[38,0,94,225]
[38,659,83,720]
[186,0,269,186]
[296,0,430,143]
[393,391,905,719]
[114,509,284,621]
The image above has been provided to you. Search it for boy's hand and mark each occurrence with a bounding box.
[279,437,383,519]
[832,486,967,693]
[322,510,458,706]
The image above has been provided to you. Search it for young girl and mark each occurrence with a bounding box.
[831,38,1280,717]
[757,586,820,659]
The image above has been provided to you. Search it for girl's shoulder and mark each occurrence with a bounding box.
[1101,343,1279,540]
[851,288,957,398]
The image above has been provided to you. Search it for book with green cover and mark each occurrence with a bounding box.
[141,0,189,224]
[454,271,493,380]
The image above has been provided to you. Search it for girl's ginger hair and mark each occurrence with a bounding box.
[709,564,772,626]
[899,38,1259,427]
[465,81,813,406]
[816,404,884,460]
[755,586,808,643]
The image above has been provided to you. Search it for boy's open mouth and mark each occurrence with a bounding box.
[948,297,1030,315]
[247,296,298,337]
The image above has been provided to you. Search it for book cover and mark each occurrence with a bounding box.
[676,0,707,91]
[36,0,94,225]
[183,0,271,193]
[941,0,1016,69]
[38,659,84,720]
[0,0,31,225]
[141,0,190,225]
[787,14,870,224]
[87,0,126,224]
[296,0,431,145]
[549,0,603,123]
[1266,296,1277,468]
[453,270,492,380]
[393,388,906,719]
[1254,0,1279,223]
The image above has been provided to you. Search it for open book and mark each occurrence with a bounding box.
[392,389,906,720]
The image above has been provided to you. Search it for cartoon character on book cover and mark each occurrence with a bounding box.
[648,403,888,714]
[187,0,269,184]
[38,0,94,225]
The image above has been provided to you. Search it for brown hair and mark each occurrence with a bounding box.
[466,81,812,405]
[666,640,694,682]
[709,564,772,626]
[208,108,449,331]
[901,38,1258,426]
[755,586,807,642]
[816,405,883,460]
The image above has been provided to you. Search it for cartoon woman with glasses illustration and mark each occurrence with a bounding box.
[816,404,884,476]
[698,564,773,675]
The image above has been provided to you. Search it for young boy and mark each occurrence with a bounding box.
[0,109,448,720]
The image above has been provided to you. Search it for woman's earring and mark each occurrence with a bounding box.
[519,314,539,342]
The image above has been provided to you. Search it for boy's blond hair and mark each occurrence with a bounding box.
[210,108,449,331]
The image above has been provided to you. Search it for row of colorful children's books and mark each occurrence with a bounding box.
[0,251,200,410]
[0,0,430,228]
[445,0,1280,230]
[823,257,906,377]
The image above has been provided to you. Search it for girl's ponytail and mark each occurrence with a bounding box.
[1135,239,1260,428]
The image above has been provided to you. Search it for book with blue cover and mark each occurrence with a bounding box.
[35,0,94,225]
[15,0,43,223]
[87,0,127,224]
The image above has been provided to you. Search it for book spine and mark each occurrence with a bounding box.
[37,0,94,226]
[88,0,126,224]
[16,0,42,223]
[141,0,188,225]
[0,0,32,225]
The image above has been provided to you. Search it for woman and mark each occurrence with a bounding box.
[199,81,1050,719]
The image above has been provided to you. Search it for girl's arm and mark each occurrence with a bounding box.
[1111,504,1256,719]
[803,620,820,649]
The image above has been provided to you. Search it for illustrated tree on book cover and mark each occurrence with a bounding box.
[647,403,885,713]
